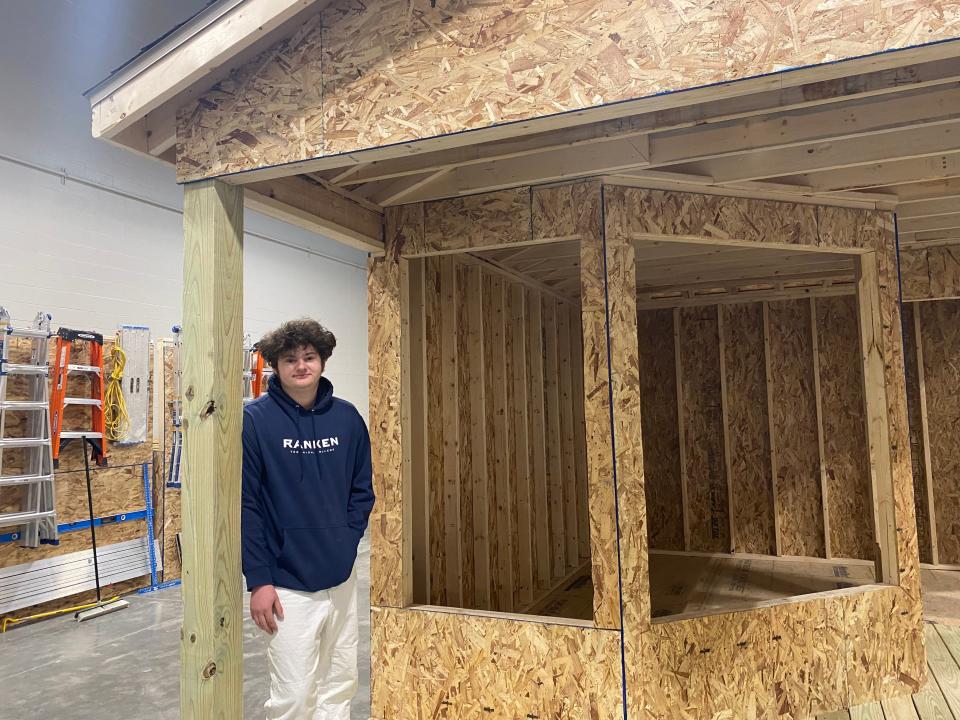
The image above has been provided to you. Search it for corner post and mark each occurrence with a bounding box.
[180,179,244,718]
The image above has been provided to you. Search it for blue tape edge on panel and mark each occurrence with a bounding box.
[0,509,149,544]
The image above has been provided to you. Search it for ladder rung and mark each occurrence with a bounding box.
[67,364,101,375]
[64,398,102,407]
[0,509,56,528]
[0,400,48,411]
[59,431,103,440]
[1,363,48,375]
[0,474,54,487]
[0,438,48,448]
[5,328,50,340]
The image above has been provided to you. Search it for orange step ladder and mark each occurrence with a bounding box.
[49,328,107,467]
[251,346,266,399]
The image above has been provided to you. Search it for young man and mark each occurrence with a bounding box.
[242,319,375,720]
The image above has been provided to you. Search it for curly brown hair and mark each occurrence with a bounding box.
[257,319,336,368]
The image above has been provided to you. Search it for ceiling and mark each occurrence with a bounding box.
[300,55,960,254]
[471,238,858,309]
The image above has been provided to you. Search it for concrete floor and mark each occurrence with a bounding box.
[0,534,372,719]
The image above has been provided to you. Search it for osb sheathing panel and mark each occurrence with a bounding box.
[609,188,924,716]
[919,299,960,565]
[677,306,729,553]
[379,180,619,623]
[537,181,621,630]
[767,299,825,558]
[721,303,776,556]
[159,343,182,582]
[637,309,683,551]
[816,295,873,561]
[177,0,960,180]
[370,186,924,717]
[901,306,933,565]
[819,206,922,592]
[370,607,622,720]
[368,253,404,608]
[601,227,648,719]
[901,245,960,301]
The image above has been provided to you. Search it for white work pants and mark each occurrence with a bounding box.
[264,568,358,720]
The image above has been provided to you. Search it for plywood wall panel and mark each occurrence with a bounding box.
[367,187,925,720]
[370,606,623,720]
[871,220,923,595]
[178,0,960,181]
[721,303,776,555]
[423,189,531,255]
[901,304,933,565]
[677,307,729,553]
[767,299,826,558]
[578,181,623,630]
[919,299,960,565]
[368,253,406,607]
[637,309,684,551]
[901,246,960,301]
[602,232,648,718]
[928,246,960,300]
[605,185,820,246]
[816,295,873,561]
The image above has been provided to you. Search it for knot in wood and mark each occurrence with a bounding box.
[202,661,217,679]
[185,386,196,401]
[201,400,217,418]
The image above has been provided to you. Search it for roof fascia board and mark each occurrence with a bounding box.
[88,0,320,140]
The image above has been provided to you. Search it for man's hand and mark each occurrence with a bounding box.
[250,584,284,634]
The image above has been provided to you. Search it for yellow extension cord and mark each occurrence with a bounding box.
[1,596,122,632]
[104,343,130,441]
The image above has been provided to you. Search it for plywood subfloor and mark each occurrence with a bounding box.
[529,551,880,622]
[922,569,960,627]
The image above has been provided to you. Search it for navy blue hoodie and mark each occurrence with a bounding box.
[241,374,375,592]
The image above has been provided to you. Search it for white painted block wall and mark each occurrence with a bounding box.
[0,0,369,416]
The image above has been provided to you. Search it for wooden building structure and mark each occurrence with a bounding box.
[86,1,960,717]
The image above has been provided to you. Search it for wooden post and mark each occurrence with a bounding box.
[467,267,491,609]
[810,298,832,559]
[179,179,244,719]
[856,253,899,584]
[716,305,737,553]
[912,302,940,566]
[403,259,430,603]
[673,307,691,550]
[438,257,462,605]
[762,301,783,556]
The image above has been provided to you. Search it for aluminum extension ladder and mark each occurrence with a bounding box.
[0,307,59,548]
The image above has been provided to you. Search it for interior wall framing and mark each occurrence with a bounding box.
[366,180,925,719]
[406,252,591,615]
[638,295,875,563]
[902,298,960,569]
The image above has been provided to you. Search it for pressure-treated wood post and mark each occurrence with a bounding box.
[180,179,244,718]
